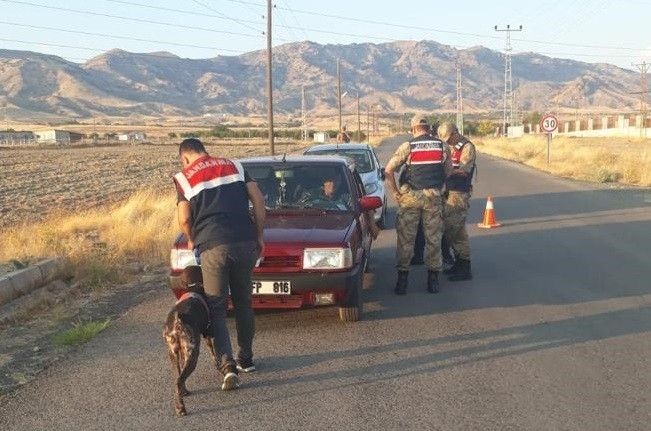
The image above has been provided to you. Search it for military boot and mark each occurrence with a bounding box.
[394,271,408,295]
[427,271,440,293]
[448,259,472,282]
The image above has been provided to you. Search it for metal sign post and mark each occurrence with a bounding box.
[540,114,558,165]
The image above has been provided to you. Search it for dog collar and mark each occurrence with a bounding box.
[176,292,210,316]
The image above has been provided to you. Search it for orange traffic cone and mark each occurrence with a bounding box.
[477,196,502,228]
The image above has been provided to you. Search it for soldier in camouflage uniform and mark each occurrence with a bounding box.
[385,116,452,294]
[438,122,476,281]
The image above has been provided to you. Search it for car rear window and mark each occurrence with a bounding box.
[306,149,374,173]
[244,163,353,211]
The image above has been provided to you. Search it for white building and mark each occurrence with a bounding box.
[35,130,71,144]
[313,132,330,143]
[117,131,147,142]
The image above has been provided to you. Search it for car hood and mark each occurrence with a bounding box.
[264,212,354,245]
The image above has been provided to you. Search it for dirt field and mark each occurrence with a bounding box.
[0,141,306,229]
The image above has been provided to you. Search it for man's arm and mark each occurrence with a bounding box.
[177,200,194,250]
[246,181,266,255]
[384,142,410,203]
[443,144,453,179]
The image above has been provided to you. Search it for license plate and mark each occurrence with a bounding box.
[251,280,291,295]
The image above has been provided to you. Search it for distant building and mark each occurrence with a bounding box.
[117,131,146,142]
[0,131,35,145]
[313,132,330,143]
[35,130,82,144]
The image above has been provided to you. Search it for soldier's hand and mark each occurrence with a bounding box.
[392,192,402,203]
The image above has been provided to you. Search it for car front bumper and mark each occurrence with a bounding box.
[169,262,363,309]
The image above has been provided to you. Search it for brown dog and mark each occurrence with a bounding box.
[163,265,213,416]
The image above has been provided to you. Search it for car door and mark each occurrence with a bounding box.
[372,149,386,202]
[351,170,372,254]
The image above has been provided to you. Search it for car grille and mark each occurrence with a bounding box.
[259,255,301,268]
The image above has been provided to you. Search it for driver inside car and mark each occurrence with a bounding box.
[298,175,352,210]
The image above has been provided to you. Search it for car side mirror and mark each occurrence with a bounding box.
[359,196,383,211]
[379,167,386,181]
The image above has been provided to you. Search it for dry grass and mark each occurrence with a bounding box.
[474,135,651,187]
[0,140,307,287]
[0,189,177,287]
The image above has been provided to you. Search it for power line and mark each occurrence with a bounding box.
[280,0,310,41]
[226,0,651,53]
[188,0,262,33]
[0,21,245,53]
[102,0,262,25]
[5,0,643,59]
[0,0,262,38]
[0,37,105,52]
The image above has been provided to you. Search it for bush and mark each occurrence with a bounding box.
[596,169,622,183]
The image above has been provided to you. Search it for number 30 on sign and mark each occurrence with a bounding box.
[541,115,558,133]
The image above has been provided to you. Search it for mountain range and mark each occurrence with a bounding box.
[0,40,641,120]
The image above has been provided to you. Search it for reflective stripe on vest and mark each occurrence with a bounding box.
[447,139,474,192]
[174,156,245,201]
[407,140,444,165]
[451,141,465,168]
[404,135,446,190]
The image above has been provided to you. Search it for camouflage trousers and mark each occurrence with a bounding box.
[443,191,471,260]
[396,187,444,272]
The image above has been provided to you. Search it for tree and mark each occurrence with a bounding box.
[476,120,497,136]
[522,111,543,126]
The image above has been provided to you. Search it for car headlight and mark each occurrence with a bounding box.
[170,248,199,271]
[364,182,379,194]
[303,248,353,270]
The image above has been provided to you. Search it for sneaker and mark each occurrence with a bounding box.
[221,371,240,391]
[236,358,256,373]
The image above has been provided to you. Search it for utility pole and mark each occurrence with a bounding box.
[337,59,342,133]
[632,61,649,138]
[356,91,360,142]
[495,24,523,137]
[366,108,370,144]
[266,0,275,155]
[301,85,307,140]
[455,58,464,135]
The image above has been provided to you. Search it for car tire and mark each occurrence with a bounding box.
[339,272,363,322]
[377,200,387,229]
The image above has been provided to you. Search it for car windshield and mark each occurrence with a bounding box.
[244,163,353,211]
[306,149,374,173]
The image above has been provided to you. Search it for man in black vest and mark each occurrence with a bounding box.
[174,138,266,391]
[385,116,452,294]
[438,122,476,281]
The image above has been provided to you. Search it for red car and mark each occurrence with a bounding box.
[170,155,382,322]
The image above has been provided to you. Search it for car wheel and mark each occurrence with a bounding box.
[339,272,363,322]
[377,200,387,229]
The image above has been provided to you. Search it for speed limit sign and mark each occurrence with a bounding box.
[540,115,558,133]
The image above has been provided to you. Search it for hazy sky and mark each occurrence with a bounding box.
[1,0,649,69]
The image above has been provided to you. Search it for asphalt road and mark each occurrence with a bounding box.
[2,137,650,430]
